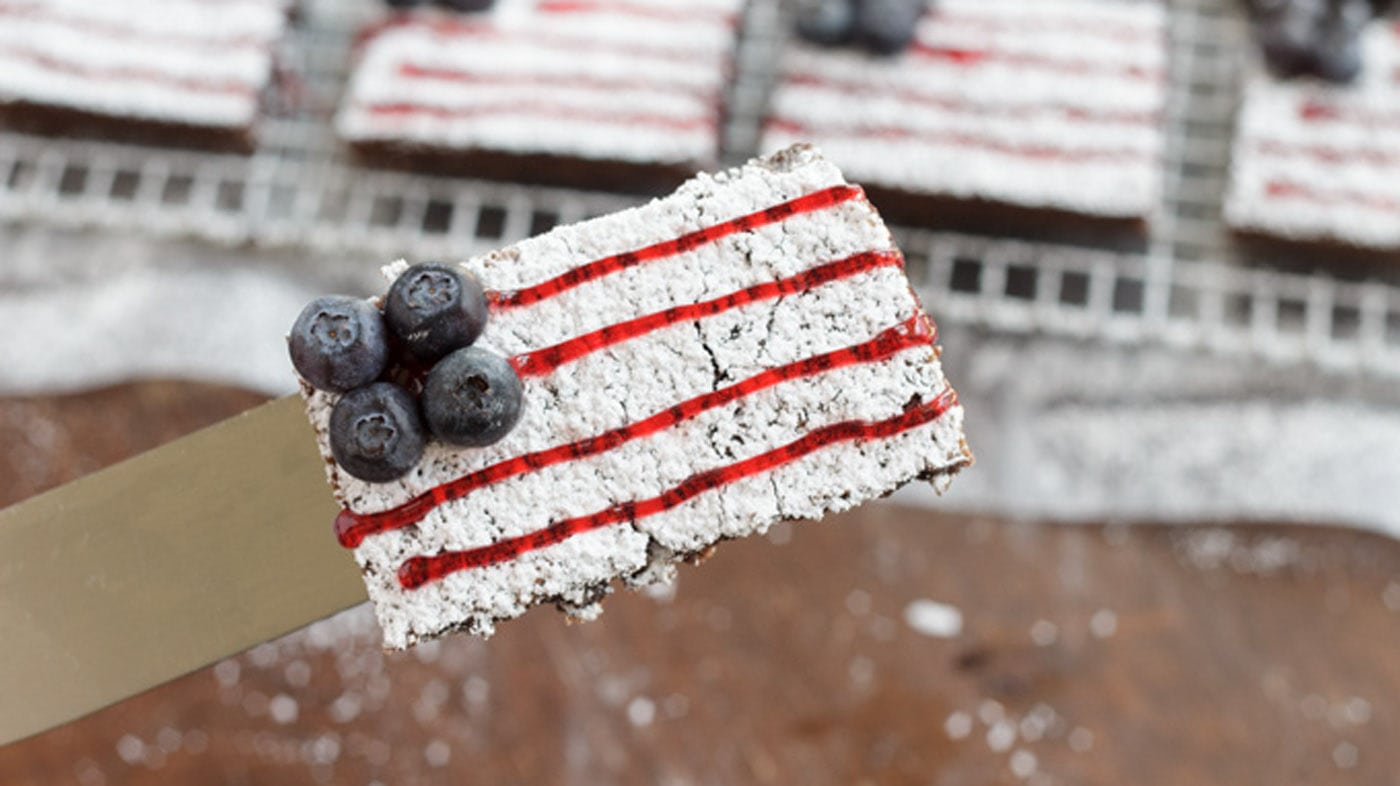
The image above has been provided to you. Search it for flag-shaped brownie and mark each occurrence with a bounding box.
[1226,19,1400,252]
[0,0,294,150]
[762,0,1168,233]
[336,0,743,190]
[299,145,971,649]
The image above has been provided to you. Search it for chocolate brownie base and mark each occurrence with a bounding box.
[0,102,256,153]
[863,185,1150,253]
[1232,229,1400,279]
[348,141,703,195]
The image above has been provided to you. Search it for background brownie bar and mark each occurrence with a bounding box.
[762,0,1169,243]
[0,0,295,152]
[1225,18,1400,257]
[336,0,743,192]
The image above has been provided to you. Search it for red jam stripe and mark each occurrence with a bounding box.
[398,63,720,101]
[924,11,1160,43]
[535,0,739,26]
[490,185,863,310]
[355,18,726,62]
[909,45,1165,82]
[396,388,959,589]
[0,4,271,50]
[362,102,715,133]
[766,119,1151,164]
[0,44,256,96]
[781,73,1159,127]
[335,315,935,548]
[1265,180,1400,213]
[1256,139,1400,167]
[510,250,903,378]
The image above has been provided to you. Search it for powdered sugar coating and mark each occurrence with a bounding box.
[302,146,970,648]
[0,0,291,128]
[762,0,1168,220]
[336,0,741,168]
[1225,21,1400,250]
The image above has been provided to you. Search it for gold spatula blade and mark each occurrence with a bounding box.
[0,395,366,746]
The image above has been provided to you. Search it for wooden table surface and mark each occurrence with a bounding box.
[0,383,1396,786]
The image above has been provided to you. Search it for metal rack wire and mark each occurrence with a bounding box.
[2,0,1398,379]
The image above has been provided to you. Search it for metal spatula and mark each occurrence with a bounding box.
[0,395,365,746]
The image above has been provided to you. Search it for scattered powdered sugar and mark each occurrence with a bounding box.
[627,696,657,728]
[1088,608,1118,639]
[944,711,974,740]
[902,598,963,638]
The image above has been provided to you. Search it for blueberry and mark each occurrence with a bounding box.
[385,0,426,8]
[1313,0,1369,82]
[289,295,389,393]
[796,0,857,46]
[436,0,494,10]
[1258,12,1318,77]
[385,263,489,364]
[421,347,523,447]
[855,0,926,56]
[329,383,426,483]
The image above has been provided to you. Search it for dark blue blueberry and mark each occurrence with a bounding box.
[1258,7,1320,78]
[796,0,857,46]
[436,0,494,11]
[385,263,489,364]
[1313,0,1369,82]
[329,382,427,483]
[422,347,523,447]
[289,295,389,393]
[855,0,926,56]
[384,0,426,8]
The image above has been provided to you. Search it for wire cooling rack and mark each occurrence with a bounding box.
[2,0,1399,379]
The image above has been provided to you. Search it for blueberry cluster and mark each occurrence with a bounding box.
[1251,0,1379,83]
[384,0,494,11]
[796,0,926,56]
[289,263,523,483]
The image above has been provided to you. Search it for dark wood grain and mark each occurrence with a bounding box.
[0,382,1396,786]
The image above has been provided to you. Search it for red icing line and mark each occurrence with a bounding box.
[398,62,718,100]
[909,44,1165,82]
[535,0,738,26]
[782,72,1159,127]
[1299,100,1400,127]
[510,250,903,378]
[1265,180,1400,213]
[1256,139,1400,167]
[335,315,935,548]
[0,4,269,50]
[766,119,1151,164]
[355,17,725,62]
[0,44,256,96]
[362,101,715,132]
[491,185,862,309]
[396,388,959,589]
[926,10,1159,42]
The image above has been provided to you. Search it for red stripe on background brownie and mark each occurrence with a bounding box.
[535,0,739,26]
[0,4,271,50]
[396,388,959,589]
[766,119,1150,163]
[335,315,935,548]
[925,10,1159,43]
[908,45,1165,82]
[355,18,725,62]
[0,44,256,95]
[1265,180,1400,213]
[781,72,1159,127]
[398,62,719,101]
[1256,139,1400,167]
[490,185,863,309]
[362,101,715,132]
[509,250,903,378]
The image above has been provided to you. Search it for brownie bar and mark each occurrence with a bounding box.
[763,0,1169,238]
[0,0,294,153]
[336,0,741,192]
[300,145,971,648]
